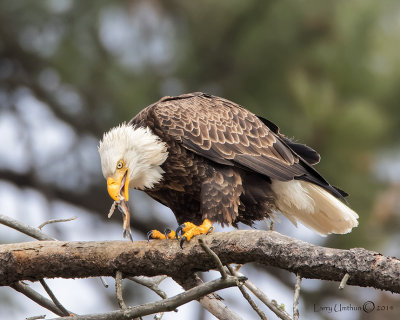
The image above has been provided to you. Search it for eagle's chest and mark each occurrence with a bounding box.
[145,141,213,223]
[157,143,209,194]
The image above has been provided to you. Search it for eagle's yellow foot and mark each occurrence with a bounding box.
[176,219,214,248]
[147,228,176,241]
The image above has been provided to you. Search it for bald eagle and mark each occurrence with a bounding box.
[98,92,358,245]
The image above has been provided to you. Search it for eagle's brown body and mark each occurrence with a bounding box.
[128,92,346,227]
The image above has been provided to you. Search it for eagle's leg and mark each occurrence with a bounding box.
[147,228,176,240]
[176,219,214,248]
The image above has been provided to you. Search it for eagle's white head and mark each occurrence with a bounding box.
[98,123,168,200]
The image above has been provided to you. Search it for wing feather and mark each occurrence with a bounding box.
[151,93,298,176]
[134,92,344,199]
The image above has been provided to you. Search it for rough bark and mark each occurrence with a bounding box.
[0,230,399,293]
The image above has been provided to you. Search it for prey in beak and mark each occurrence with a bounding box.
[108,199,133,242]
[106,162,133,241]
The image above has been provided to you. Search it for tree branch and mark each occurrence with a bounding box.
[128,275,168,299]
[175,273,243,320]
[226,265,268,320]
[198,238,227,279]
[39,279,71,316]
[47,275,246,320]
[231,269,293,320]
[1,230,399,293]
[293,274,302,320]
[38,217,77,230]
[10,281,73,316]
[0,214,55,241]
[115,271,127,310]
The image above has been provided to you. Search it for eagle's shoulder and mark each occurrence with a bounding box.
[130,92,344,198]
[142,93,303,175]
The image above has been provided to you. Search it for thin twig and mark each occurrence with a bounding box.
[226,265,268,320]
[115,271,127,309]
[128,276,168,299]
[38,217,77,230]
[39,279,70,316]
[0,214,55,240]
[100,276,109,288]
[11,281,73,317]
[339,273,350,290]
[293,274,302,320]
[25,315,46,320]
[48,275,247,320]
[129,275,170,318]
[175,274,244,320]
[198,238,227,279]
[232,270,293,320]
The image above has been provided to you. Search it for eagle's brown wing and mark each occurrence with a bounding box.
[143,92,344,198]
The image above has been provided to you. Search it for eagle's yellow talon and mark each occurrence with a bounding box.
[147,229,165,240]
[147,229,176,241]
[165,229,176,239]
[177,219,213,248]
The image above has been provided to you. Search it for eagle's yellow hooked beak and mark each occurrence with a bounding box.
[107,168,130,201]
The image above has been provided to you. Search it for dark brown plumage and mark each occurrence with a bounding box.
[127,92,349,228]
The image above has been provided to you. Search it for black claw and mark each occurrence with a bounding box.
[164,228,172,239]
[180,236,187,249]
[176,224,185,239]
[146,230,154,242]
[206,226,214,235]
[123,230,133,242]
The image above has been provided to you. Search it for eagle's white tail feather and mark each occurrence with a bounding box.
[271,180,359,235]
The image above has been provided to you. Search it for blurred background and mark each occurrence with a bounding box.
[0,0,399,319]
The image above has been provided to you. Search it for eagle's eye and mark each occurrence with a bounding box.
[116,160,124,170]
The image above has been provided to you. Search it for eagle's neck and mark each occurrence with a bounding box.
[99,124,169,190]
[126,127,168,190]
